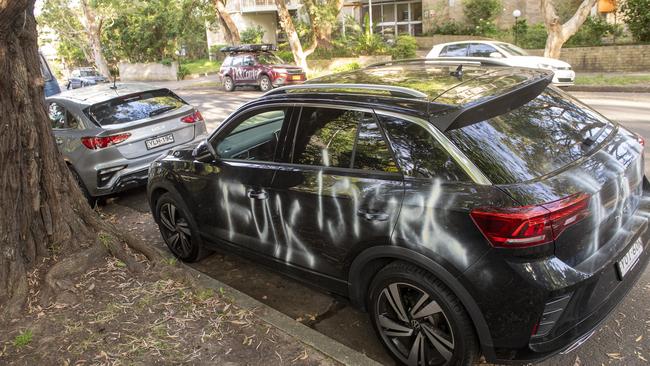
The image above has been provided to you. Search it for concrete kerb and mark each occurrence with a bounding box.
[129,204,381,366]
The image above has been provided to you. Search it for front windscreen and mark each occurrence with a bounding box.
[498,43,529,56]
[446,88,614,184]
[86,89,186,126]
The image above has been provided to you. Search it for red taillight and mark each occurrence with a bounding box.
[81,133,131,150]
[635,133,645,147]
[470,193,591,248]
[181,110,204,124]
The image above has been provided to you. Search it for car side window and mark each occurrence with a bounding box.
[66,110,83,129]
[215,108,287,161]
[440,44,468,57]
[468,43,500,57]
[292,107,359,168]
[243,55,255,66]
[379,115,469,181]
[48,102,67,129]
[353,115,400,173]
[231,56,243,66]
[223,56,233,66]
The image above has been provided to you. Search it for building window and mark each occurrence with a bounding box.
[362,0,423,37]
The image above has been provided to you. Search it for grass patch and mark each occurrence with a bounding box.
[182,59,221,75]
[575,74,650,86]
[13,330,32,348]
[162,257,178,266]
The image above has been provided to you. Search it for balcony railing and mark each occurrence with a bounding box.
[226,0,300,13]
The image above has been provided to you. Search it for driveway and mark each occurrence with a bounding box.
[106,85,650,365]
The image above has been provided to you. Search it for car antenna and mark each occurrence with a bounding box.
[450,64,463,80]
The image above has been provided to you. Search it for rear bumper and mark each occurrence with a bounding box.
[464,200,650,364]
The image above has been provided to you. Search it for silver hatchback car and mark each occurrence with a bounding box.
[46,83,208,205]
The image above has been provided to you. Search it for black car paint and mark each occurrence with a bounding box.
[147,64,650,364]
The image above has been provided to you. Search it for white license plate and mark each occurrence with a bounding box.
[616,239,644,279]
[145,134,174,150]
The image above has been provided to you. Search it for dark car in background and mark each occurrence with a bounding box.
[147,59,649,366]
[218,44,306,92]
[66,67,108,89]
[46,83,207,206]
[40,52,61,97]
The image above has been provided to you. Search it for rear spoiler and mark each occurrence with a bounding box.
[435,70,553,132]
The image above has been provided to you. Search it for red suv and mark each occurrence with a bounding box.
[218,44,306,92]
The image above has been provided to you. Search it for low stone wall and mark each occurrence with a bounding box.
[118,62,178,81]
[526,44,650,72]
[308,55,392,70]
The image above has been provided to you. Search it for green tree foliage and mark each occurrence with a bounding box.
[38,0,92,65]
[463,0,501,35]
[103,0,210,63]
[621,0,650,42]
[565,16,620,46]
[240,26,265,44]
[390,35,417,60]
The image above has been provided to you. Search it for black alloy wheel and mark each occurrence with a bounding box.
[155,193,207,262]
[369,262,478,366]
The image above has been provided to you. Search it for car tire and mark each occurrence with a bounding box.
[155,192,209,262]
[259,75,272,92]
[69,167,98,207]
[223,76,235,92]
[368,261,479,366]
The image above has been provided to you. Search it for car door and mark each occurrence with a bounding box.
[439,43,468,57]
[240,55,256,84]
[269,105,404,278]
[230,55,244,85]
[195,105,294,254]
[47,101,87,157]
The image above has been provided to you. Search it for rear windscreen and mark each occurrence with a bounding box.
[86,89,185,126]
[446,88,614,184]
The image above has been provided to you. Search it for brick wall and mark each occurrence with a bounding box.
[527,45,650,72]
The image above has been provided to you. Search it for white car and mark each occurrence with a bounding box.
[426,40,576,86]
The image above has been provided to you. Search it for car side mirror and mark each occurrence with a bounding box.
[489,52,504,58]
[193,138,219,161]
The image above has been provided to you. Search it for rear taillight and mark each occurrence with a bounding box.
[81,133,131,150]
[635,133,645,147]
[470,193,591,248]
[181,110,204,124]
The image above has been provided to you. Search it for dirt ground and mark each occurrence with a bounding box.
[0,239,338,365]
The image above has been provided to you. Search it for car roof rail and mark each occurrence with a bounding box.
[263,83,429,99]
[366,57,511,69]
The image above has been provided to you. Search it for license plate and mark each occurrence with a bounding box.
[291,75,302,80]
[145,134,174,150]
[616,239,644,279]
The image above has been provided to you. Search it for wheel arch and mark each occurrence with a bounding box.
[347,245,496,361]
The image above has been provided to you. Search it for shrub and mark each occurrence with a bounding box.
[355,14,387,55]
[177,65,190,80]
[566,16,618,47]
[427,21,470,35]
[241,25,265,44]
[514,21,548,49]
[390,35,417,60]
[276,49,295,63]
[332,62,361,73]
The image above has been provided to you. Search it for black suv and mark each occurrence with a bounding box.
[147,60,650,365]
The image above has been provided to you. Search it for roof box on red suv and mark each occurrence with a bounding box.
[220,44,276,53]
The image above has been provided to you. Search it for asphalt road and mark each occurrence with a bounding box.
[111,85,650,366]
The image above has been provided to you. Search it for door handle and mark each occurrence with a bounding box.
[357,209,389,222]
[247,189,268,200]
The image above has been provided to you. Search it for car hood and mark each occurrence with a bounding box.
[506,56,571,68]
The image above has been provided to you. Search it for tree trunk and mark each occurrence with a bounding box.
[214,0,240,45]
[541,0,598,59]
[80,0,110,77]
[275,0,315,71]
